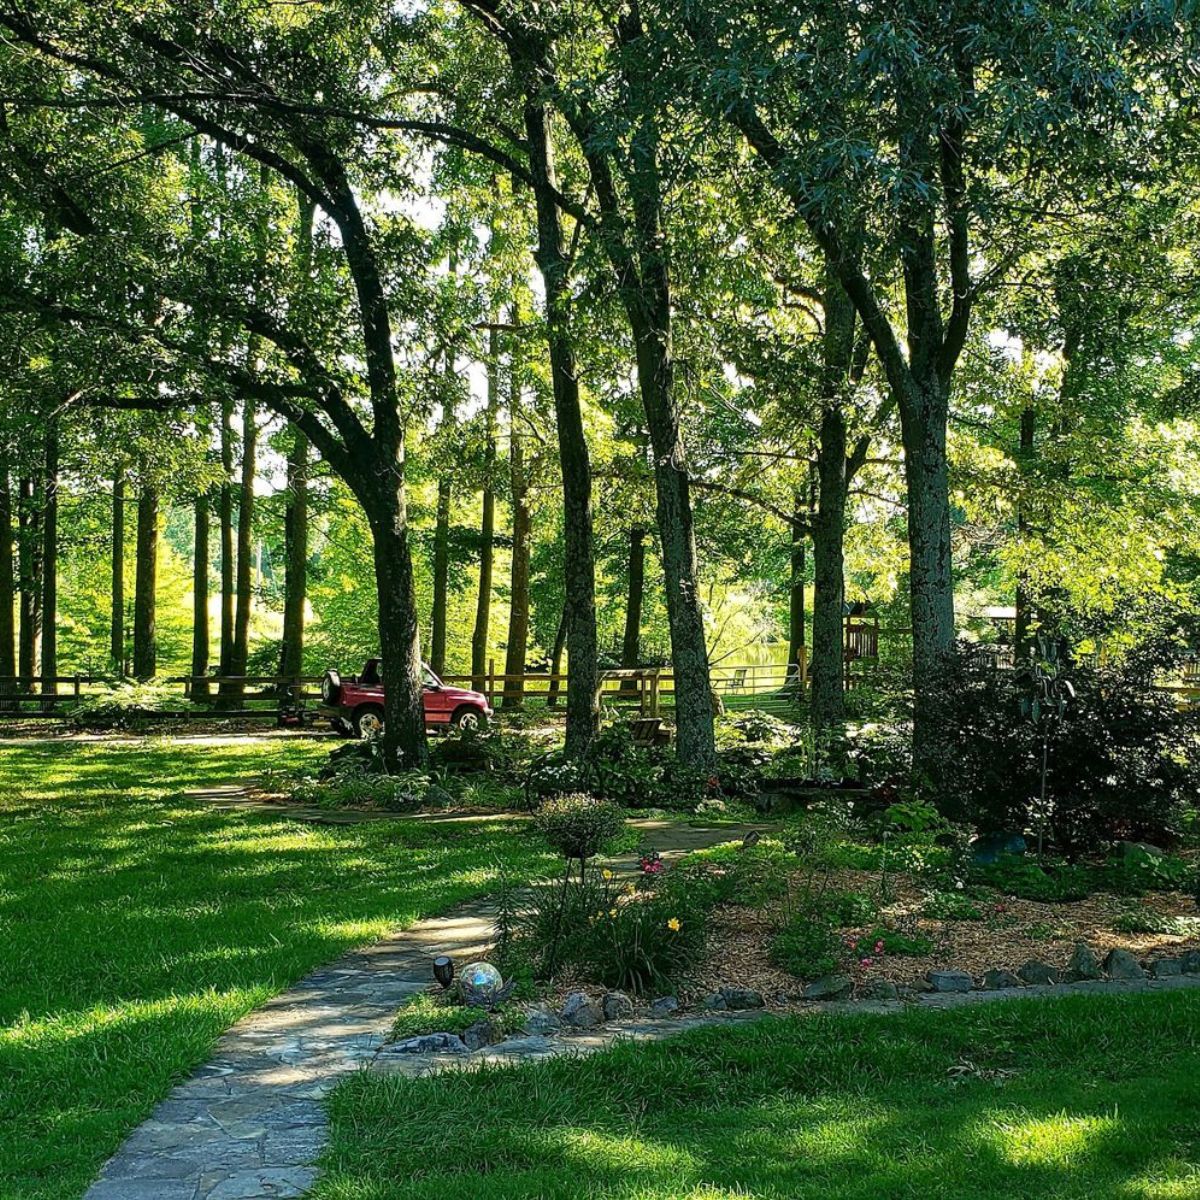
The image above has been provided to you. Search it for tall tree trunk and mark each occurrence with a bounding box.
[812,408,848,731]
[0,453,15,706]
[191,473,211,702]
[366,479,427,766]
[546,602,568,708]
[40,422,58,700]
[630,323,714,764]
[223,398,255,702]
[810,269,857,731]
[898,374,955,769]
[502,323,532,708]
[218,398,235,677]
[111,467,125,674]
[431,477,451,677]
[618,525,646,697]
[1014,404,1035,659]
[525,97,599,755]
[280,426,308,689]
[17,475,41,685]
[788,496,806,685]
[132,485,158,680]
[471,325,499,693]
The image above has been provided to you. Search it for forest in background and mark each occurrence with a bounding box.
[0,0,1198,769]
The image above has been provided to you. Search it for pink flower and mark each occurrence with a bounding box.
[860,957,874,968]
[874,940,885,955]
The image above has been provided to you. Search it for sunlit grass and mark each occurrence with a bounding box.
[0,736,554,1200]
[313,991,1200,1199]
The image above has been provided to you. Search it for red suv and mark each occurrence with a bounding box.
[320,658,492,737]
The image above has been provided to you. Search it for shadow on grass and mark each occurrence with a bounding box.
[0,738,553,1200]
[313,993,1200,1200]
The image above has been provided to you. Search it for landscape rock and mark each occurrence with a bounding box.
[1066,942,1103,982]
[859,979,900,1000]
[981,969,1023,990]
[560,992,603,1028]
[719,986,766,1011]
[602,991,635,1021]
[1104,948,1146,980]
[1118,840,1166,862]
[391,1032,469,1054]
[650,995,680,1015]
[1181,951,1200,975]
[1150,957,1183,979]
[700,992,728,1011]
[926,970,973,993]
[461,1017,506,1051]
[522,1007,561,1036]
[802,974,853,1001]
[1017,960,1060,986]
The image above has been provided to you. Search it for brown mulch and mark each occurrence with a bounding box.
[687,866,1200,1005]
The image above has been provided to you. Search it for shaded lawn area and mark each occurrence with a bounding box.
[316,991,1200,1200]
[0,736,553,1200]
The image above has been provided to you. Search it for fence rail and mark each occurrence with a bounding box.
[0,656,827,721]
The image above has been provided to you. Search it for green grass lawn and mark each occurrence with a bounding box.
[315,990,1200,1199]
[0,735,554,1200]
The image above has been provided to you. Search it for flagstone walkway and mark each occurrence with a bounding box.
[81,794,1200,1200]
[81,810,760,1200]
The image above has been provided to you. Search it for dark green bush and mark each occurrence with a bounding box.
[926,641,1200,852]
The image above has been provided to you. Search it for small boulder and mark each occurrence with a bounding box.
[859,979,900,1000]
[522,1007,561,1036]
[391,1032,469,1054]
[1104,948,1146,980]
[981,969,1023,990]
[803,974,853,1001]
[1066,942,1103,982]
[1150,957,1183,979]
[926,970,973,993]
[1181,951,1200,975]
[1018,960,1060,986]
[602,991,635,1021]
[719,986,766,1011]
[461,1017,505,1051]
[1118,840,1166,862]
[650,995,680,1015]
[700,992,728,1011]
[560,991,602,1028]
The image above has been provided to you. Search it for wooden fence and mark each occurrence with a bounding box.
[0,657,819,721]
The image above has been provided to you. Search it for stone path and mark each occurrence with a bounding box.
[83,794,1200,1200]
[82,813,760,1200]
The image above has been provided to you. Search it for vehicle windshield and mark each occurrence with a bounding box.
[422,666,443,689]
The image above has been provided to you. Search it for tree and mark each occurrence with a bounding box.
[683,0,1184,766]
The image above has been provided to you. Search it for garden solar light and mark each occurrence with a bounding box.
[433,955,455,989]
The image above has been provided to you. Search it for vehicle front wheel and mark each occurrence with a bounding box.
[452,706,487,732]
[352,704,385,739]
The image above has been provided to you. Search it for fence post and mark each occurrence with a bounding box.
[488,658,495,708]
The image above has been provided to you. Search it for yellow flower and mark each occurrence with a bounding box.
[667,917,682,932]
[609,908,618,919]
[602,869,613,880]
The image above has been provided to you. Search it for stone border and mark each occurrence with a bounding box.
[78,798,1200,1200]
[371,972,1200,1079]
[80,817,762,1200]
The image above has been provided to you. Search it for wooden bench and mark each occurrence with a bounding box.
[630,716,671,748]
